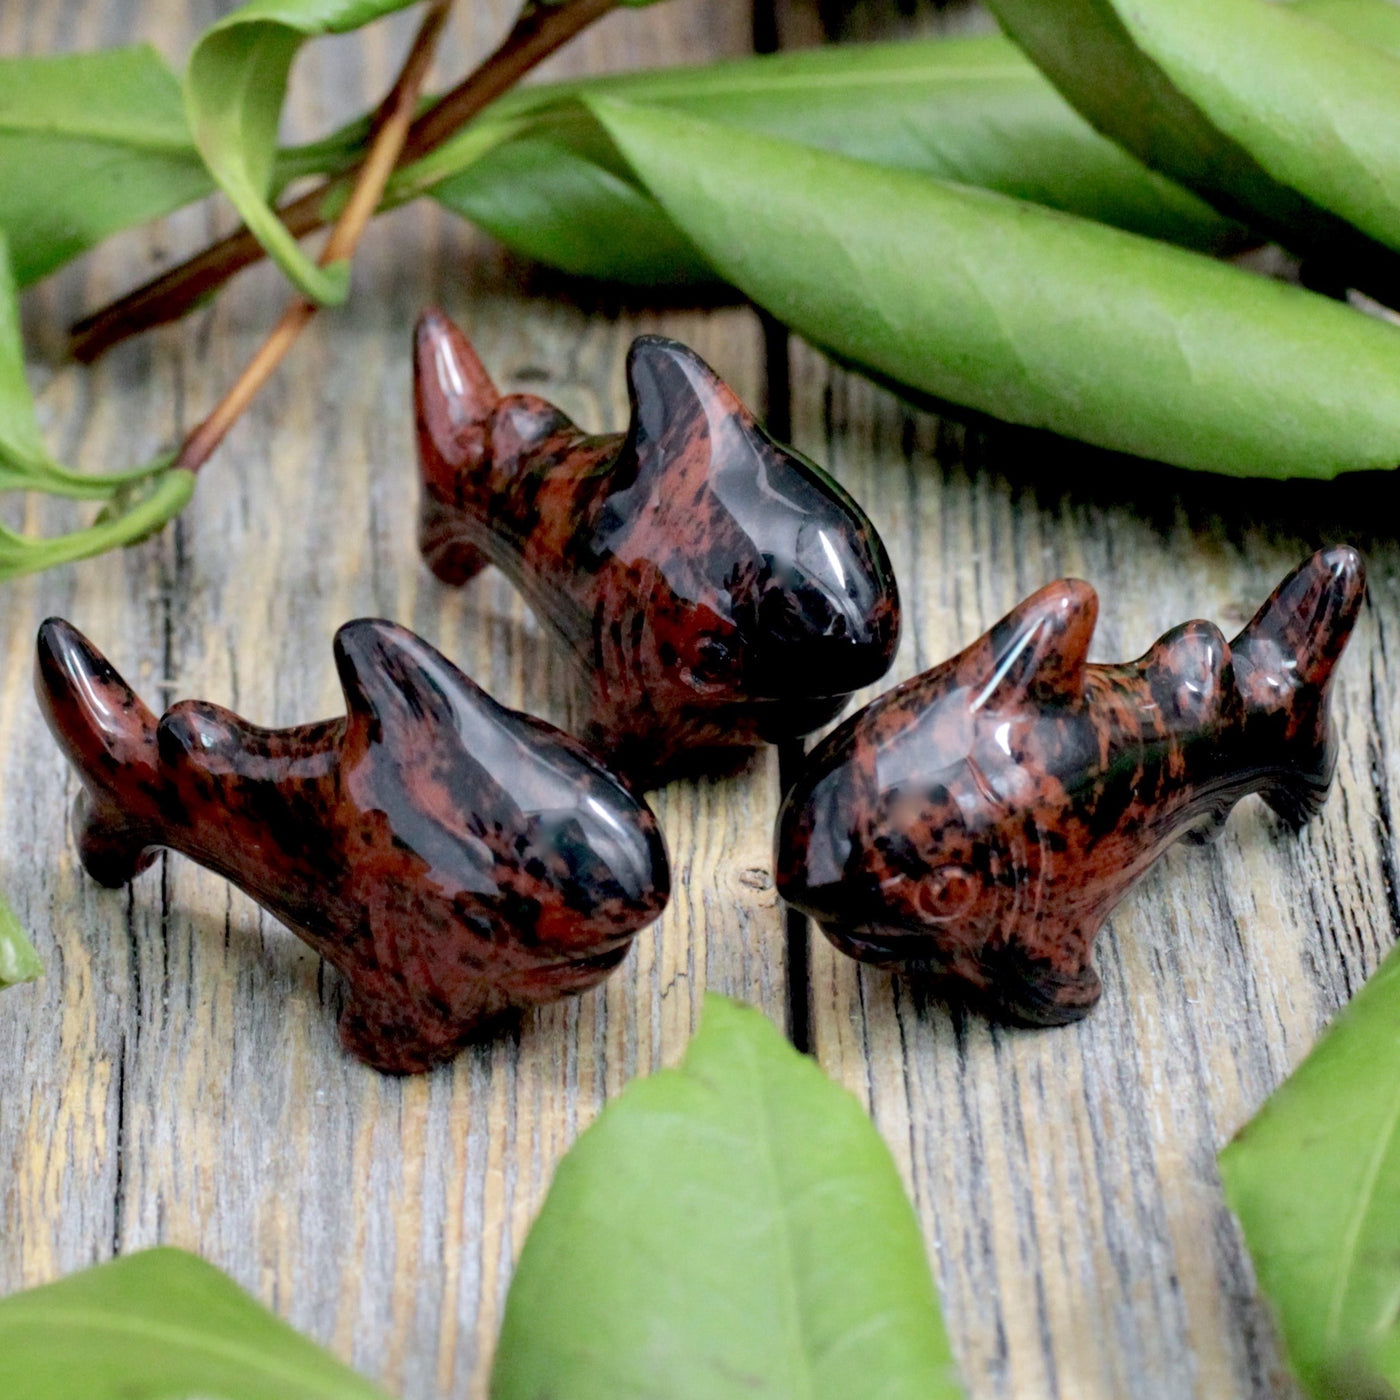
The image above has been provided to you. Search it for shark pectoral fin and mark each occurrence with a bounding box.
[1261,772,1330,830]
[71,788,161,888]
[508,943,635,1004]
[971,580,1098,712]
[419,501,490,586]
[336,984,510,1075]
[977,936,1103,1027]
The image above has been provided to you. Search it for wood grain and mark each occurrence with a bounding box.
[764,6,1400,1394]
[786,331,1400,1399]
[6,2,1400,1398]
[0,4,779,1398]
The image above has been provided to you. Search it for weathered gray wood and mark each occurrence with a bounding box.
[0,4,779,1399]
[7,2,1400,1398]
[788,332,1398,1399]
[759,3,1400,1392]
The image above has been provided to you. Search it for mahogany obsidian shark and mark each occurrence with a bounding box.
[36,617,669,1073]
[775,547,1366,1026]
[414,308,900,786]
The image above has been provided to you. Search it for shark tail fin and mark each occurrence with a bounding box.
[414,307,501,586]
[34,619,164,886]
[1229,546,1365,827]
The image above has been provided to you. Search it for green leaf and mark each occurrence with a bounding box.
[412,34,1245,284]
[491,995,961,1400]
[985,0,1400,294]
[589,98,1400,479]
[0,232,52,477]
[1293,0,1400,56]
[184,0,419,303]
[0,890,41,989]
[420,118,708,283]
[0,1247,392,1399]
[1220,942,1400,1397]
[0,46,214,288]
[0,233,177,499]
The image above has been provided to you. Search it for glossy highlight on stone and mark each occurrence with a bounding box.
[414,309,900,786]
[35,617,670,1073]
[775,547,1366,1026]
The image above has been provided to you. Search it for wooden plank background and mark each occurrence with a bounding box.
[2,2,1397,1397]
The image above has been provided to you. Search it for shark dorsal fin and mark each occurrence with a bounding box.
[623,336,749,459]
[334,618,471,747]
[971,580,1097,712]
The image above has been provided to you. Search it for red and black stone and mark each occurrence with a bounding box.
[414,309,900,788]
[775,547,1366,1027]
[35,617,670,1073]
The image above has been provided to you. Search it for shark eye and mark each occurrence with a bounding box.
[914,864,978,921]
[680,634,738,693]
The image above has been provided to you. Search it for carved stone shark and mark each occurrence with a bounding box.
[36,617,670,1072]
[415,308,900,786]
[775,547,1365,1026]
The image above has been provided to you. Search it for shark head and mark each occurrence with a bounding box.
[776,580,1104,1023]
[602,337,900,713]
[331,619,670,951]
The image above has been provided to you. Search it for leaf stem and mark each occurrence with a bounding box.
[174,0,454,475]
[70,0,620,363]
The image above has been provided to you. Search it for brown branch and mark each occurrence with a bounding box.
[70,0,620,363]
[175,0,453,475]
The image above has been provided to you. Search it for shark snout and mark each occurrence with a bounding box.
[774,758,864,927]
[742,532,900,700]
[561,799,671,925]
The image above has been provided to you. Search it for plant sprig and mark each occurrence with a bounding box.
[0,0,1396,589]
[0,230,192,581]
[0,0,635,564]
[173,0,456,476]
[68,0,627,361]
